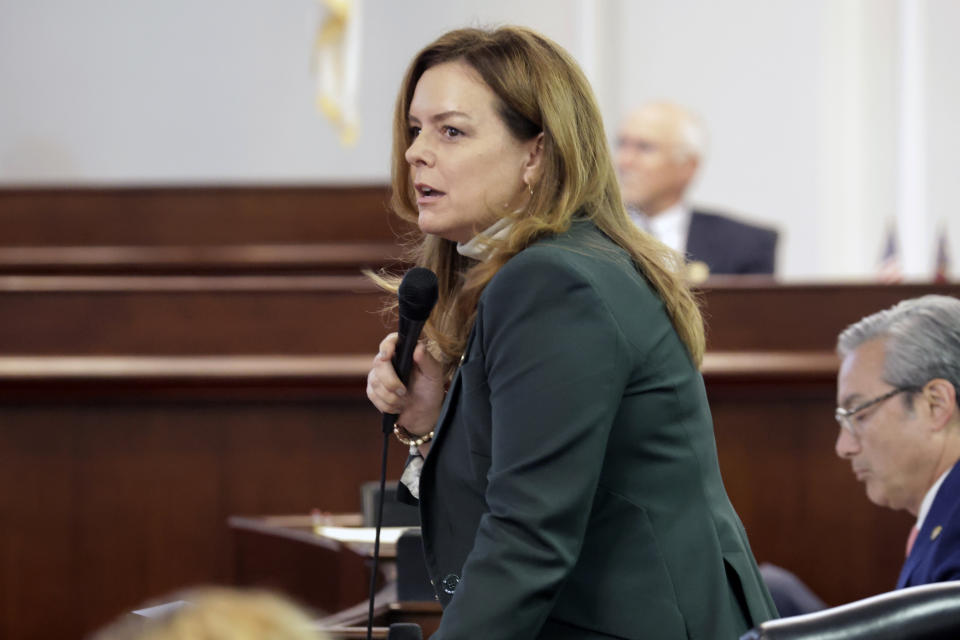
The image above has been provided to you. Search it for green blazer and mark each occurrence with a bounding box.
[418,220,777,639]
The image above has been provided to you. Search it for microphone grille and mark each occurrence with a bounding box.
[398,267,439,322]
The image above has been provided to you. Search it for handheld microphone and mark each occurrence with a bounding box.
[382,267,439,434]
[387,623,424,640]
[368,267,437,640]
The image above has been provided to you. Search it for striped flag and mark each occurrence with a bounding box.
[878,221,903,284]
[314,0,362,147]
[934,224,951,283]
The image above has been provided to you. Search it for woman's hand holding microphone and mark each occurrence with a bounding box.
[366,333,446,446]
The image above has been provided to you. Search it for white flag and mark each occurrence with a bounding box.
[314,0,362,147]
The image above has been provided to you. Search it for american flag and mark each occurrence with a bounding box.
[878,222,903,284]
[934,225,951,283]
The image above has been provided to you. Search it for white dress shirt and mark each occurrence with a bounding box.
[627,203,692,255]
[916,465,953,532]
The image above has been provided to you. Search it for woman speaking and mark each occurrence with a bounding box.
[366,25,776,639]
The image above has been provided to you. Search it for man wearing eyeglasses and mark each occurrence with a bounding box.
[615,102,779,279]
[835,294,960,588]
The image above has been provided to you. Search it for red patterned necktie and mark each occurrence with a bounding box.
[906,525,920,558]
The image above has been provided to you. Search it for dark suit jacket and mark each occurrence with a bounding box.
[686,210,778,275]
[417,220,777,639]
[898,463,960,588]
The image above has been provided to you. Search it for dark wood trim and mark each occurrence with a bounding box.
[0,243,404,274]
[0,274,379,293]
[702,351,837,379]
[0,355,372,402]
[0,351,836,384]
[699,280,959,294]
[0,355,371,380]
[0,184,402,245]
[0,185,415,275]
[699,282,960,351]
[0,352,838,404]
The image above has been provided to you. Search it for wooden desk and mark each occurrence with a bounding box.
[230,514,384,616]
[315,583,441,640]
[229,514,441,638]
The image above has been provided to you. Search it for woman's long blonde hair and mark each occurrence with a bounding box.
[381,26,704,374]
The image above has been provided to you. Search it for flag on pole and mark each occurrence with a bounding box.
[878,221,903,284]
[314,0,362,147]
[934,224,951,283]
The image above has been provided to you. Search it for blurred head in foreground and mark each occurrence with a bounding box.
[89,587,329,640]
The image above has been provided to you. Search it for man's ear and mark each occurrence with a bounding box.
[922,378,958,431]
[522,132,545,187]
[679,154,699,183]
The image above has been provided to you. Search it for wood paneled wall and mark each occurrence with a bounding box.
[0,186,956,639]
[0,186,411,639]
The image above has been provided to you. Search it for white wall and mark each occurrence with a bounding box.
[616,0,825,280]
[925,0,960,278]
[0,0,580,184]
[0,0,956,280]
[816,0,900,280]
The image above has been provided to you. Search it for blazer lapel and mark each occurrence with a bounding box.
[898,531,925,588]
[897,517,944,588]
[897,463,960,588]
[430,367,462,447]
[423,326,477,469]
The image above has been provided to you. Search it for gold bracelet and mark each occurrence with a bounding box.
[393,423,435,446]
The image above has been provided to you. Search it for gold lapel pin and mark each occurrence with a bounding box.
[931,525,943,541]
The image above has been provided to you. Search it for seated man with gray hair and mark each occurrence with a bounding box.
[835,294,960,588]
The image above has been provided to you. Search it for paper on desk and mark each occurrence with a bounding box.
[316,526,412,544]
